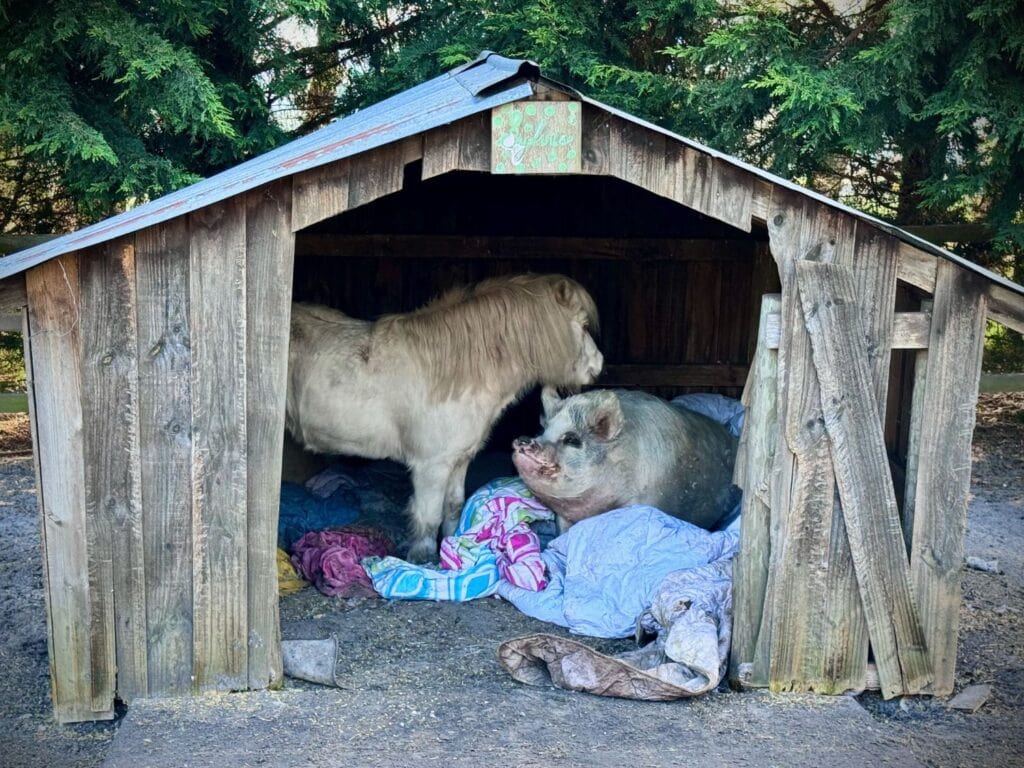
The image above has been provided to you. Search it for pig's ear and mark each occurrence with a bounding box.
[586,391,624,442]
[540,385,564,420]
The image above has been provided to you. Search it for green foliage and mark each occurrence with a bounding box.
[0,333,25,392]
[0,0,417,231]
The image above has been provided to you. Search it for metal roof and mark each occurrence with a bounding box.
[1,51,1021,299]
[0,52,536,279]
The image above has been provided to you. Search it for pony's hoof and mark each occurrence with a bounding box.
[406,539,438,564]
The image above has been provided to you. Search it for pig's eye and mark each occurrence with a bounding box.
[561,432,582,448]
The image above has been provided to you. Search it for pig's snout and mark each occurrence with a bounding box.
[513,436,537,453]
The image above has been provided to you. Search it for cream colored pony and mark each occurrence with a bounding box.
[286,274,603,562]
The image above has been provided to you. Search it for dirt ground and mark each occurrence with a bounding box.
[0,393,1022,767]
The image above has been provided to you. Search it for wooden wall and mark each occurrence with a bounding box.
[23,182,294,722]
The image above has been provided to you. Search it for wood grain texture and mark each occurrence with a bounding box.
[0,273,27,315]
[910,261,988,695]
[896,244,937,293]
[244,181,294,689]
[580,104,611,175]
[423,114,491,178]
[189,199,249,691]
[730,293,781,687]
[987,283,1024,335]
[135,218,195,696]
[765,189,867,695]
[291,159,350,232]
[79,238,148,703]
[708,159,755,233]
[796,261,931,698]
[348,142,407,211]
[901,302,931,553]
[26,255,114,722]
[850,226,900,418]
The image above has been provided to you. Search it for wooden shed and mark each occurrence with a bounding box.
[1,52,1022,722]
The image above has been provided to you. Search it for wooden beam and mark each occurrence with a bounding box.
[295,234,757,262]
[796,260,931,698]
[896,243,937,293]
[729,293,781,688]
[189,198,249,691]
[910,261,988,696]
[135,218,195,697]
[79,237,148,703]
[764,311,930,350]
[987,283,1024,335]
[598,363,748,388]
[244,181,293,690]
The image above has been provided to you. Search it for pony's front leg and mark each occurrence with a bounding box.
[405,460,453,564]
[441,458,470,538]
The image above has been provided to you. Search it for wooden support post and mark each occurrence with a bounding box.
[796,261,932,698]
[730,294,781,687]
[910,261,988,696]
[901,300,932,552]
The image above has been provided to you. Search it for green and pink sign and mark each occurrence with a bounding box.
[491,101,582,174]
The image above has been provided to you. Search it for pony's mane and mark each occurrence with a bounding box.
[374,274,598,399]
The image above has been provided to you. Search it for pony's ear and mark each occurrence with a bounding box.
[540,386,565,419]
[586,390,624,442]
[554,277,576,308]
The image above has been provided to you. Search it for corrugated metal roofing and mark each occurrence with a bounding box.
[0,50,1021,299]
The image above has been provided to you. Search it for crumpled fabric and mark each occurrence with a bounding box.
[290,526,392,597]
[497,532,736,700]
[364,477,553,601]
[496,506,738,638]
[277,547,308,595]
[278,482,359,550]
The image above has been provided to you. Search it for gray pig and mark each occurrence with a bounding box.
[512,388,738,531]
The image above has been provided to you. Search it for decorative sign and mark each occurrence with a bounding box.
[491,101,582,174]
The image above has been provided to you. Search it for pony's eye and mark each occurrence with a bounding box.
[561,432,582,448]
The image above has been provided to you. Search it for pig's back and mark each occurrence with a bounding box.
[619,391,737,529]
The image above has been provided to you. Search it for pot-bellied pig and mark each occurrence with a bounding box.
[512,388,738,531]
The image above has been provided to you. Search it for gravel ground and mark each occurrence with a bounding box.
[0,393,1022,767]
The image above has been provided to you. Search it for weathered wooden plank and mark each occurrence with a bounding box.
[0,273,27,315]
[987,283,1024,335]
[245,181,294,690]
[135,218,194,696]
[598,363,748,388]
[897,243,937,293]
[764,311,929,351]
[730,294,781,687]
[796,260,931,698]
[901,301,931,552]
[851,226,900,417]
[684,261,722,364]
[295,233,754,261]
[291,158,350,232]
[79,238,148,702]
[765,189,867,695]
[423,114,491,178]
[189,198,249,691]
[910,261,988,696]
[26,255,114,722]
[708,159,755,233]
[674,146,714,216]
[347,142,407,211]
[580,104,611,175]
[751,180,773,223]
